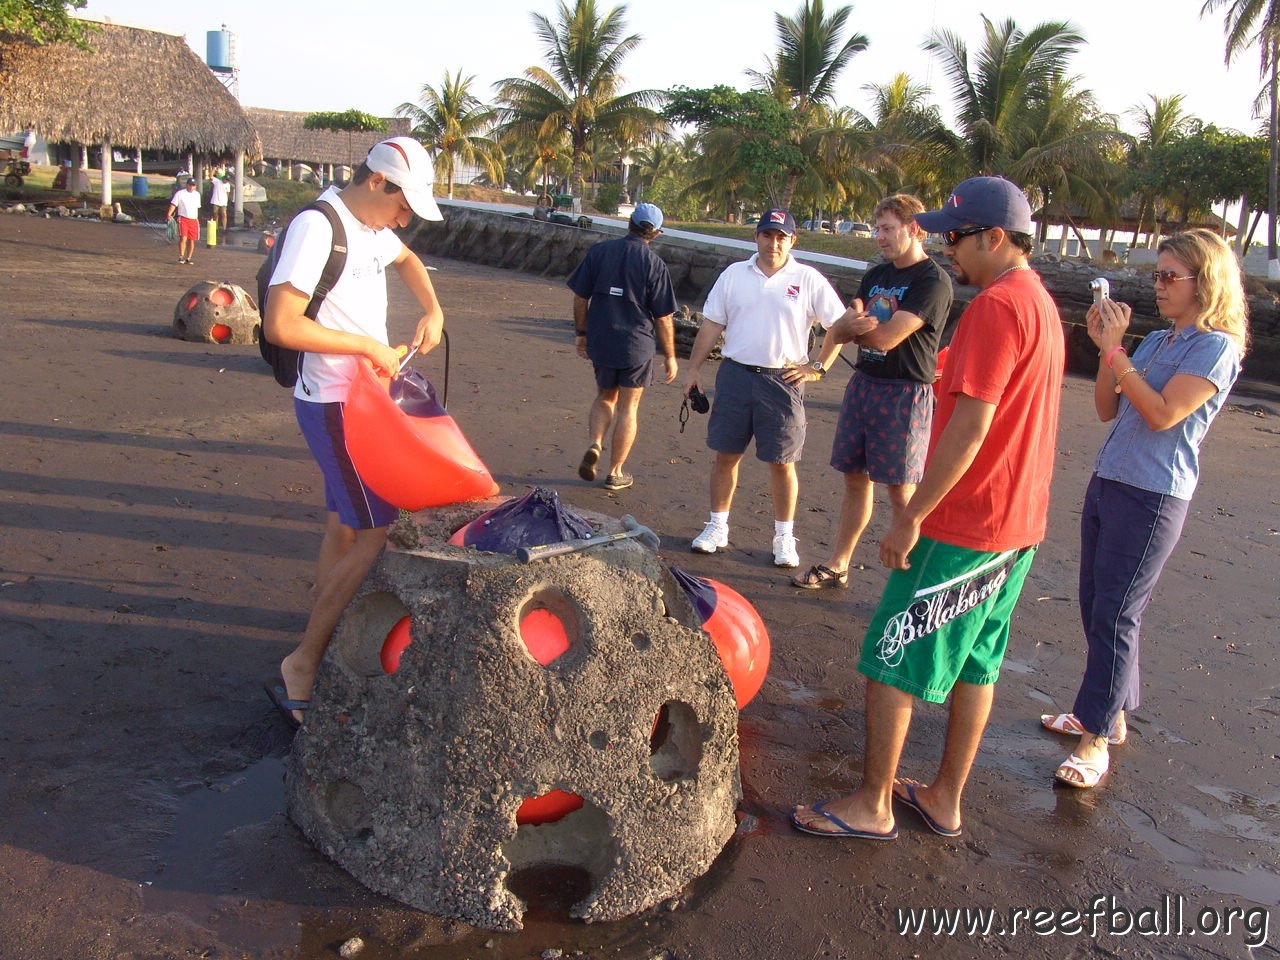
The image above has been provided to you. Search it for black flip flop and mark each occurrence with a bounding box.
[264,680,309,728]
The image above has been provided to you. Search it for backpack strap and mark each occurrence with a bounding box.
[298,201,348,320]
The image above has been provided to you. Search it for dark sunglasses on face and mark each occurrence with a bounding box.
[1151,270,1196,285]
[942,225,989,246]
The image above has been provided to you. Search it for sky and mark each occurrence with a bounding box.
[83,0,1269,139]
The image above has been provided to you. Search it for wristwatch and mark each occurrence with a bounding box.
[811,360,825,377]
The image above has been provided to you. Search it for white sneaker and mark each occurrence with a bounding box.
[691,521,729,553]
[772,534,800,568]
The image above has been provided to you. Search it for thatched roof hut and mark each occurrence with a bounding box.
[245,108,409,169]
[0,20,259,156]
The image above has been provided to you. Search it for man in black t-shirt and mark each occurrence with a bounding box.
[567,203,678,491]
[792,194,954,589]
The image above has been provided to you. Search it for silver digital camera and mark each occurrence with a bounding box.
[1090,277,1110,306]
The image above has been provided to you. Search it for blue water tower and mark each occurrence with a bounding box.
[206,27,235,74]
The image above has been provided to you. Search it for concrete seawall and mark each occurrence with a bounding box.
[407,203,1279,388]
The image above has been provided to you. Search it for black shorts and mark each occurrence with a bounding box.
[594,359,653,390]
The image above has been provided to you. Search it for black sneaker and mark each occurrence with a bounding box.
[603,472,633,491]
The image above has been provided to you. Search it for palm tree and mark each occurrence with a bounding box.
[748,0,870,208]
[757,0,869,109]
[397,71,503,200]
[858,72,959,203]
[1126,94,1194,248]
[496,0,663,200]
[923,16,1085,176]
[1011,77,1128,258]
[1201,0,1280,275]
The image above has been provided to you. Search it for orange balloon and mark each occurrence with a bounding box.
[516,789,583,826]
[210,323,232,343]
[381,616,412,674]
[520,608,570,666]
[700,579,771,708]
[343,361,500,510]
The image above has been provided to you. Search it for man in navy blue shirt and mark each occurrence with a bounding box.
[567,202,679,490]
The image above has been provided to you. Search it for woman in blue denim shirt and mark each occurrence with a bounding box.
[1042,228,1250,788]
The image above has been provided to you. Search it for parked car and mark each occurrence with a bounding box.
[838,221,873,238]
[800,219,833,233]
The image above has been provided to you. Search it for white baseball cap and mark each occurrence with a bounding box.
[364,137,444,222]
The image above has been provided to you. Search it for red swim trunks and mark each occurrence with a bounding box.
[177,216,198,242]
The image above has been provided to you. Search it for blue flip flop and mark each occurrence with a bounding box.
[892,781,963,837]
[264,680,309,728]
[790,801,898,841]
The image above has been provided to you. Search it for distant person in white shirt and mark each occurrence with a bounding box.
[165,178,202,265]
[207,169,229,240]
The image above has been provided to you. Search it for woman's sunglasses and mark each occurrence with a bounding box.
[942,225,989,246]
[1151,270,1196,284]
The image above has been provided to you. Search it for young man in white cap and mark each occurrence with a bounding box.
[792,176,1064,840]
[262,136,446,726]
[568,202,678,491]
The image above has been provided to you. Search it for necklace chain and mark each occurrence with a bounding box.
[991,263,1029,284]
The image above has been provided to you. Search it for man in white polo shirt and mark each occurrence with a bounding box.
[682,208,860,568]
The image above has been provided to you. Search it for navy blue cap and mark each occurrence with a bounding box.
[756,208,796,236]
[914,176,1033,235]
[630,202,663,231]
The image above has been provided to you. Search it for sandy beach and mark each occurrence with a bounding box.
[0,212,1276,960]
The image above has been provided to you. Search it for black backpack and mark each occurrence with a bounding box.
[257,201,348,388]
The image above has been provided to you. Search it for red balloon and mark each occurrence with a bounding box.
[344,361,500,511]
[516,789,583,826]
[700,579,771,708]
[520,608,570,666]
[381,615,412,674]
[210,323,232,343]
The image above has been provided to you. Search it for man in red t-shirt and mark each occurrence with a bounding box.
[793,176,1064,840]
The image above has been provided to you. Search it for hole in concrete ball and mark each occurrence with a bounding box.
[503,799,615,915]
[648,701,703,782]
[517,589,582,666]
[630,632,651,652]
[210,323,232,343]
[334,591,413,678]
[209,286,234,306]
[324,779,371,839]
[588,730,608,750]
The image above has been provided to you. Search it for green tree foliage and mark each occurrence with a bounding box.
[0,0,90,46]
[398,71,503,199]
[1146,124,1268,230]
[746,0,869,207]
[497,0,663,199]
[1201,0,1280,263]
[923,16,1086,175]
[303,109,390,172]
[663,85,807,208]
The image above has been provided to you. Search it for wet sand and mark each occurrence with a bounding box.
[1,213,1277,959]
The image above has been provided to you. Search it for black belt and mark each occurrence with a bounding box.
[726,357,787,374]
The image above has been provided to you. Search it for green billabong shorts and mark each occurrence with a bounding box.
[858,537,1037,702]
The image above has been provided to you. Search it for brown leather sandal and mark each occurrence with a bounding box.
[791,564,848,589]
